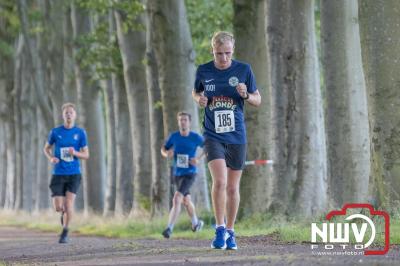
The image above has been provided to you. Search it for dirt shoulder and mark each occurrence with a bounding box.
[0,226,398,265]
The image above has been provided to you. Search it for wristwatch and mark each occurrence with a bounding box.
[243,92,250,100]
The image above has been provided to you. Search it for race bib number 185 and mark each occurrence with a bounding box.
[215,110,235,133]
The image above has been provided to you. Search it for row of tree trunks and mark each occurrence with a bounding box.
[71,3,106,213]
[114,3,152,214]
[268,0,327,217]
[146,0,209,215]
[359,0,400,208]
[144,3,170,216]
[321,0,370,207]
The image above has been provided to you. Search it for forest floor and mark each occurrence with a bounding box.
[0,226,399,266]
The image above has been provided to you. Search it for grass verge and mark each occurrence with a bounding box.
[0,210,398,246]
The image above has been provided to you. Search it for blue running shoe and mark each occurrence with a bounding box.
[226,229,237,250]
[211,226,228,249]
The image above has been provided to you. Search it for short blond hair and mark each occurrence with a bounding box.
[177,111,191,121]
[61,102,76,112]
[211,31,235,49]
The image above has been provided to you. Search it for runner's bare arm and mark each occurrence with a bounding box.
[245,90,261,107]
[44,142,59,164]
[69,146,89,160]
[161,146,173,158]
[190,148,205,166]
[236,83,261,107]
[192,89,208,108]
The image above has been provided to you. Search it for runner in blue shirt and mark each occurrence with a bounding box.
[161,112,205,239]
[44,103,89,244]
[192,31,261,250]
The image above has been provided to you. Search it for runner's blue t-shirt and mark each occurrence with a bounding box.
[194,59,257,144]
[164,131,204,176]
[47,125,88,175]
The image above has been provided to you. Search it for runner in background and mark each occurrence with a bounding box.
[161,112,205,239]
[44,103,89,244]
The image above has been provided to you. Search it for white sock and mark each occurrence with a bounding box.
[216,224,226,228]
[191,215,198,226]
[226,228,234,232]
[168,224,174,231]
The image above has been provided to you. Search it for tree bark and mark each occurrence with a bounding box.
[359,0,400,207]
[268,0,327,217]
[147,0,209,214]
[0,122,6,207]
[12,35,24,210]
[71,3,106,213]
[35,107,50,210]
[144,6,169,216]
[20,49,37,212]
[321,0,370,207]
[0,47,14,209]
[114,5,152,213]
[233,0,273,217]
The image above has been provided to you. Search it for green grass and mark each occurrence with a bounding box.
[0,210,399,246]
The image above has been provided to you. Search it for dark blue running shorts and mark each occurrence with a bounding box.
[204,138,246,170]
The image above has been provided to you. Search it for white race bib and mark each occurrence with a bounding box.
[60,147,74,162]
[177,154,189,168]
[214,110,235,133]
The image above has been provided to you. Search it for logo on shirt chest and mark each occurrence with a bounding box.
[229,76,239,87]
[205,84,216,92]
[73,134,79,141]
[209,96,237,111]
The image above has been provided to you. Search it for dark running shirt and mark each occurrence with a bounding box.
[194,59,257,144]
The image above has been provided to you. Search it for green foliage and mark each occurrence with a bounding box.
[73,0,144,81]
[75,0,145,31]
[185,0,233,65]
[0,0,20,57]
[75,20,122,80]
[1,210,399,245]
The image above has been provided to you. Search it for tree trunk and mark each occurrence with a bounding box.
[321,0,370,207]
[147,0,209,214]
[114,6,152,213]
[0,52,14,209]
[144,7,169,216]
[0,122,6,207]
[113,72,134,216]
[233,0,273,217]
[13,35,24,210]
[35,107,50,210]
[62,4,78,106]
[268,0,327,217]
[359,0,400,207]
[71,3,106,213]
[103,83,117,216]
[102,11,118,217]
[20,50,37,212]
[4,107,16,210]
[16,0,52,128]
